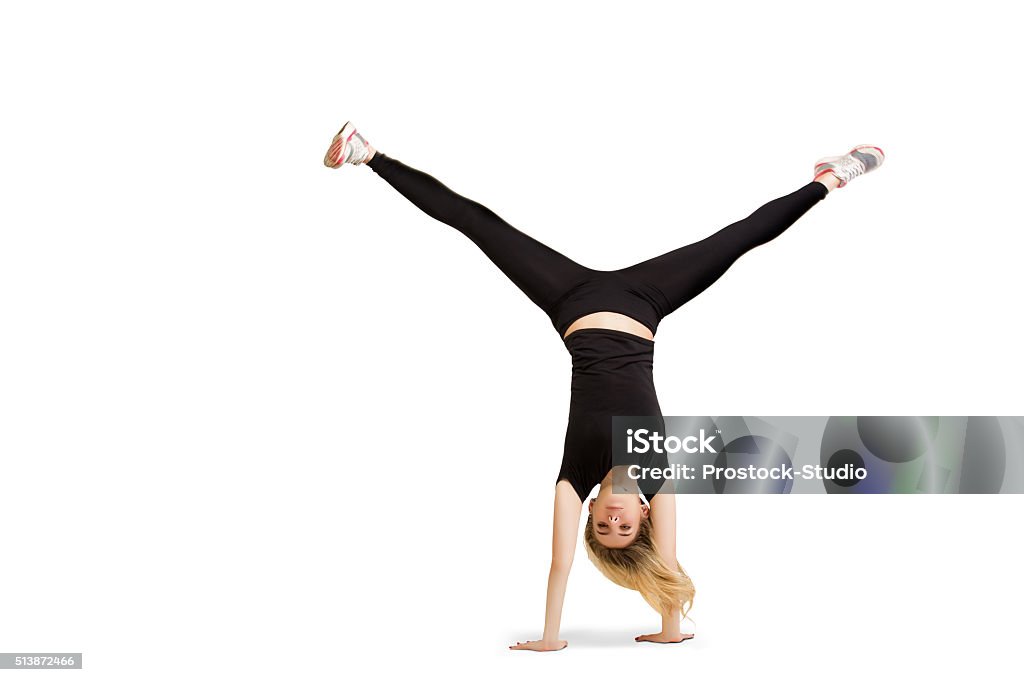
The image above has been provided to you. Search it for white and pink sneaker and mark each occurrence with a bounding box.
[324,121,373,168]
[814,145,885,187]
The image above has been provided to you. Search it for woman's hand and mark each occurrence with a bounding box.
[509,639,568,652]
[635,632,694,644]
[513,483,581,655]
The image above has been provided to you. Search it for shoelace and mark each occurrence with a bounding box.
[829,154,866,183]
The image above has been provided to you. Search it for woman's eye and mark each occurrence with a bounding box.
[597,523,608,529]
[621,526,631,531]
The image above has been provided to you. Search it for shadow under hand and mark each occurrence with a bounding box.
[556,628,636,649]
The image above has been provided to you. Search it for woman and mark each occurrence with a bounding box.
[324,123,884,651]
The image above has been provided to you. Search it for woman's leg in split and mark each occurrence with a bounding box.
[365,152,591,315]
[620,180,830,320]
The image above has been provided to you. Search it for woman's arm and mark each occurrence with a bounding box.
[650,489,677,570]
[509,480,582,652]
[635,489,692,643]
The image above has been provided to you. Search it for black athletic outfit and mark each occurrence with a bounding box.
[366,152,828,502]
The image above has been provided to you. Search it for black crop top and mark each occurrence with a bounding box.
[547,271,667,338]
[556,328,669,503]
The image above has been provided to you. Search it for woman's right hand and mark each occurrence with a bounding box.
[509,639,568,652]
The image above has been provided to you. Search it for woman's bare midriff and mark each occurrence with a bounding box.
[562,312,654,341]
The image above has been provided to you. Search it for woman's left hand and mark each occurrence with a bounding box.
[634,632,694,644]
[509,639,568,652]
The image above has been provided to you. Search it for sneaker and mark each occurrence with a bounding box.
[813,145,885,187]
[324,121,373,168]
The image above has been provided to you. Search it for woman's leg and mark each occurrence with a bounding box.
[366,152,591,315]
[619,180,830,321]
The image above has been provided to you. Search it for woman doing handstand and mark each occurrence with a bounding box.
[323,122,884,651]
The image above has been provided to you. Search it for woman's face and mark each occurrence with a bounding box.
[589,487,649,548]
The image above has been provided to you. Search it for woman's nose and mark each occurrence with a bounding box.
[608,515,620,523]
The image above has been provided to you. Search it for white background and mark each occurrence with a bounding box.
[2,1,1022,679]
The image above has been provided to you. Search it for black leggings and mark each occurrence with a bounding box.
[366,152,829,337]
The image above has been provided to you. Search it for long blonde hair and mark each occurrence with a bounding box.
[583,514,695,619]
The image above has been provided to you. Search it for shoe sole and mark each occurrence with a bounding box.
[324,120,356,168]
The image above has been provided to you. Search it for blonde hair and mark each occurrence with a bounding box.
[583,513,695,619]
